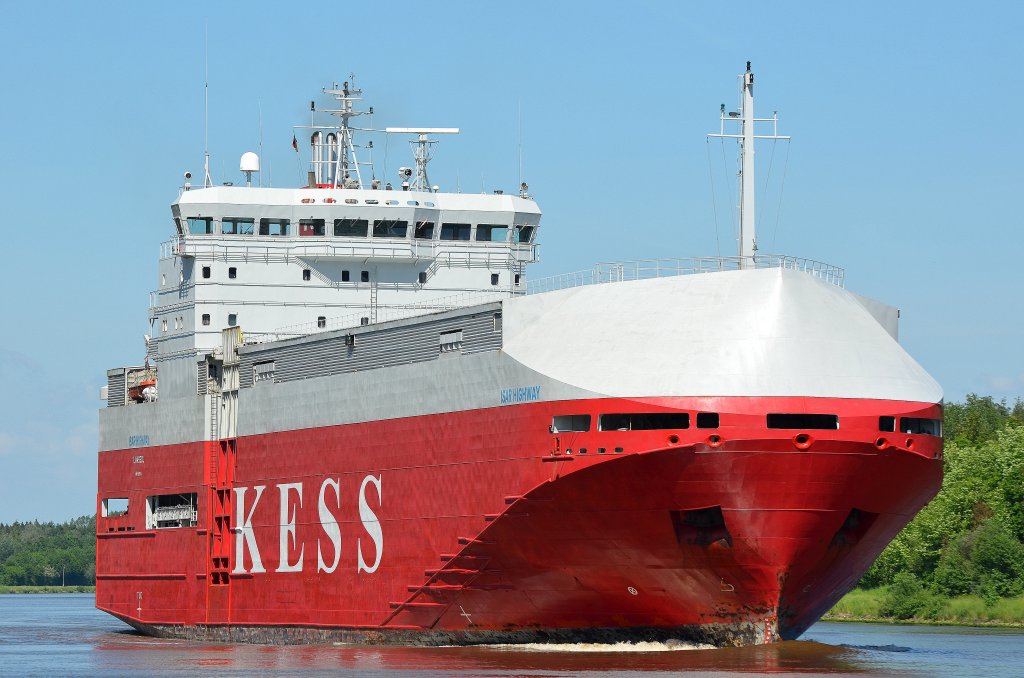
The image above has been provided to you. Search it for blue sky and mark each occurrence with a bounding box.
[0,1,1020,522]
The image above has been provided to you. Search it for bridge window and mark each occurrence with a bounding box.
[334,218,368,237]
[259,219,290,236]
[317,316,326,328]
[373,219,409,238]
[228,267,237,279]
[415,221,435,239]
[302,269,311,281]
[187,217,212,235]
[879,416,896,432]
[342,270,350,282]
[516,225,535,243]
[299,219,325,236]
[361,270,370,283]
[202,266,211,279]
[600,413,690,431]
[476,224,509,242]
[201,314,210,326]
[222,217,254,235]
[491,273,499,285]
[900,417,942,436]
[418,271,427,284]
[552,415,590,433]
[767,413,839,430]
[228,313,237,326]
[440,223,471,241]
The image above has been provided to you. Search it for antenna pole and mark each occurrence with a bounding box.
[739,61,755,266]
[258,99,264,188]
[517,100,523,188]
[203,24,212,188]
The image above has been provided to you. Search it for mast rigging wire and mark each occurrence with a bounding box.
[771,140,792,251]
[705,138,722,257]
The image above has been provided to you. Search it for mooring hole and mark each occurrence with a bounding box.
[829,508,879,548]
[670,506,732,547]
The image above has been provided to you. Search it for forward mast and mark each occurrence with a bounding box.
[708,62,790,268]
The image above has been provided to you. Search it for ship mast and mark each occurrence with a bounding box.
[708,62,789,268]
[739,64,755,264]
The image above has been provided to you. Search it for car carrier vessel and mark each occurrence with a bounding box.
[96,65,943,646]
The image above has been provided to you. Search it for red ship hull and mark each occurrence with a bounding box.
[96,395,941,646]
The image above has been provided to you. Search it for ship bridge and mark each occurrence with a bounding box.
[145,80,541,403]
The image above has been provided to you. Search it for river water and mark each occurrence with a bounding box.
[1,594,1021,677]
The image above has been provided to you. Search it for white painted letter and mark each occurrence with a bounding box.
[276,482,305,573]
[357,475,383,574]
[317,478,342,573]
[233,485,266,574]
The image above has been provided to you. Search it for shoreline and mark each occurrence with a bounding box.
[0,585,95,594]
[2,587,1022,631]
[820,613,1024,629]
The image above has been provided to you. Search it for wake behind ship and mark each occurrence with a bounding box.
[96,67,943,646]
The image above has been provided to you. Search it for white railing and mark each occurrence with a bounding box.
[239,254,843,344]
[526,255,844,294]
[160,236,537,265]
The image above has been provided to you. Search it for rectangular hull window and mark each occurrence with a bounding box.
[146,493,198,529]
[600,412,689,431]
[696,412,720,428]
[900,417,942,436]
[102,498,128,517]
[767,413,839,430]
[552,415,591,432]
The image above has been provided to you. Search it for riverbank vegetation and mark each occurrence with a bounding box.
[826,394,1024,624]
[0,515,95,586]
[0,585,95,594]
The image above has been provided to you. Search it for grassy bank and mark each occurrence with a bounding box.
[0,585,95,594]
[824,587,1024,626]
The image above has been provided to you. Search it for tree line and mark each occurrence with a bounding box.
[0,515,96,586]
[862,394,1024,617]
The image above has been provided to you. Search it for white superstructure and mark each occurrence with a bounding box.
[150,82,540,402]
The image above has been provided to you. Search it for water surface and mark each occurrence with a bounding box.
[1,594,1021,677]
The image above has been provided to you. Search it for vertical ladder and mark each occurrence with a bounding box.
[209,393,220,440]
[370,280,379,323]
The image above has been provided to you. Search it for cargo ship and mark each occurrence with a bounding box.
[96,65,943,646]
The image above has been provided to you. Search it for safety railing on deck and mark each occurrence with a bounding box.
[159,235,537,264]
[240,254,843,345]
[526,255,844,295]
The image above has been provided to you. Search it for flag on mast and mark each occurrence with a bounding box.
[292,134,298,152]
